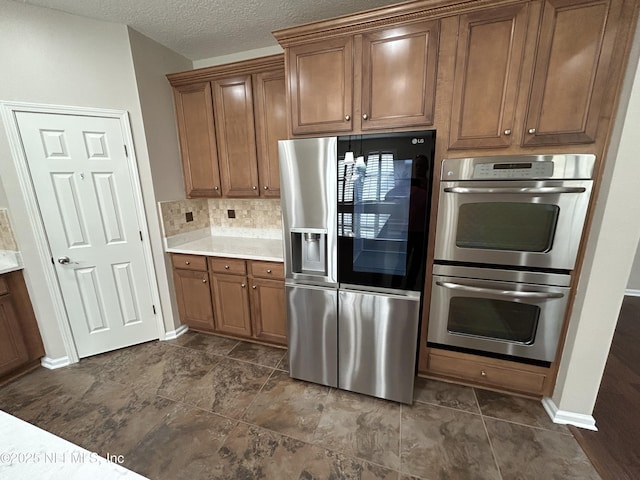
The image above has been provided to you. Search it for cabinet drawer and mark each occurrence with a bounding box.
[427,350,547,395]
[171,254,208,272]
[209,257,247,275]
[249,261,284,279]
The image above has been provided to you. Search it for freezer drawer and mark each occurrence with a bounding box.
[286,284,338,388]
[338,289,420,404]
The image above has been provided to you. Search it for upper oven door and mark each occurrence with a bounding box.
[434,179,592,270]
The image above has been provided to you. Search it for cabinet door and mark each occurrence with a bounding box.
[249,278,286,346]
[212,75,260,197]
[173,269,215,332]
[288,37,354,134]
[0,295,30,376]
[254,70,287,197]
[173,83,222,197]
[449,4,529,149]
[361,21,439,130]
[523,0,623,146]
[211,274,252,337]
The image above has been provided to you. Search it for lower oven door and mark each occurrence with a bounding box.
[428,266,570,363]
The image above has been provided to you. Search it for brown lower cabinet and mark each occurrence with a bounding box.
[171,253,286,346]
[0,270,45,383]
[423,347,553,397]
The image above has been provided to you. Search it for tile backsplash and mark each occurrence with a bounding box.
[159,198,282,238]
[0,209,18,251]
[159,198,210,237]
[208,199,282,231]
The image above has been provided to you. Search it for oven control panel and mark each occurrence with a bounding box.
[472,161,554,179]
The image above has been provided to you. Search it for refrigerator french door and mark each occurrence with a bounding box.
[280,131,435,404]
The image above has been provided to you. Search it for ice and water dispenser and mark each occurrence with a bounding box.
[290,229,327,276]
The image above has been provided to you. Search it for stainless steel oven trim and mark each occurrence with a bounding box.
[443,186,587,194]
[432,264,572,286]
[434,179,593,270]
[441,154,595,181]
[428,270,571,362]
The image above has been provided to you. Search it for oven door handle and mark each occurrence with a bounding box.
[443,186,586,194]
[435,281,565,299]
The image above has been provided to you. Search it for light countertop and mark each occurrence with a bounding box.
[165,228,284,262]
[0,250,23,275]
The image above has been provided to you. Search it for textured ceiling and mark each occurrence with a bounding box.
[17,0,407,61]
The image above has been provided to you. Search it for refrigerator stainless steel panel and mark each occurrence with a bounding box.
[338,288,420,404]
[279,137,337,285]
[286,284,338,387]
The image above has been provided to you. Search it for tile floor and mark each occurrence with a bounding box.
[0,332,600,479]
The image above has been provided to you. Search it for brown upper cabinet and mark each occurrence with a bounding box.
[523,0,624,146]
[173,82,222,196]
[449,0,625,149]
[168,55,286,198]
[283,21,439,135]
[448,4,530,149]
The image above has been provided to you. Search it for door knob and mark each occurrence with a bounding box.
[58,256,71,265]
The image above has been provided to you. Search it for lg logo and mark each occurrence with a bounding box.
[411,138,425,144]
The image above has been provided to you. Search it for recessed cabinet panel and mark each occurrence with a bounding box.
[254,70,287,197]
[449,4,529,149]
[361,21,439,130]
[173,268,215,332]
[250,277,287,345]
[212,274,253,337]
[212,75,260,197]
[174,83,221,197]
[0,295,29,377]
[523,0,622,145]
[289,37,354,134]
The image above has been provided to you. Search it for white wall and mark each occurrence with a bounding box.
[127,27,192,332]
[550,15,640,423]
[0,0,185,358]
[627,244,640,292]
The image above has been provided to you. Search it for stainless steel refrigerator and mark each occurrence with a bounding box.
[279,132,434,404]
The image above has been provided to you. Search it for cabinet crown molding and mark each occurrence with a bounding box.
[167,54,284,87]
[272,0,524,46]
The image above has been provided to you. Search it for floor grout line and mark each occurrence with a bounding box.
[475,388,504,480]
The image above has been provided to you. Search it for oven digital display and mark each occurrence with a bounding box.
[494,163,532,170]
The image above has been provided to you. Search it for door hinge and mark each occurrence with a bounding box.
[152,305,156,315]
[124,144,128,157]
[139,231,143,242]
[51,257,54,265]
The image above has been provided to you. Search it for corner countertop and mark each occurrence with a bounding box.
[0,250,23,275]
[164,228,284,262]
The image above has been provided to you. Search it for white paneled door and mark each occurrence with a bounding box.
[15,111,158,358]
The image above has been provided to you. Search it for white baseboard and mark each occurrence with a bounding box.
[163,324,189,341]
[542,397,598,431]
[40,356,71,370]
[624,288,640,297]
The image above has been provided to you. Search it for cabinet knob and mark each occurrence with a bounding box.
[202,278,207,284]
[224,265,230,269]
[214,186,219,190]
[252,186,257,190]
[481,370,487,377]
[528,128,536,134]
[241,283,246,288]
[185,261,190,265]
[252,285,257,289]
[362,113,368,120]
[344,114,351,121]
[263,186,269,190]
[504,129,512,136]
[266,269,272,273]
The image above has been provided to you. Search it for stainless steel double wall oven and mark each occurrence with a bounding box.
[429,155,595,363]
